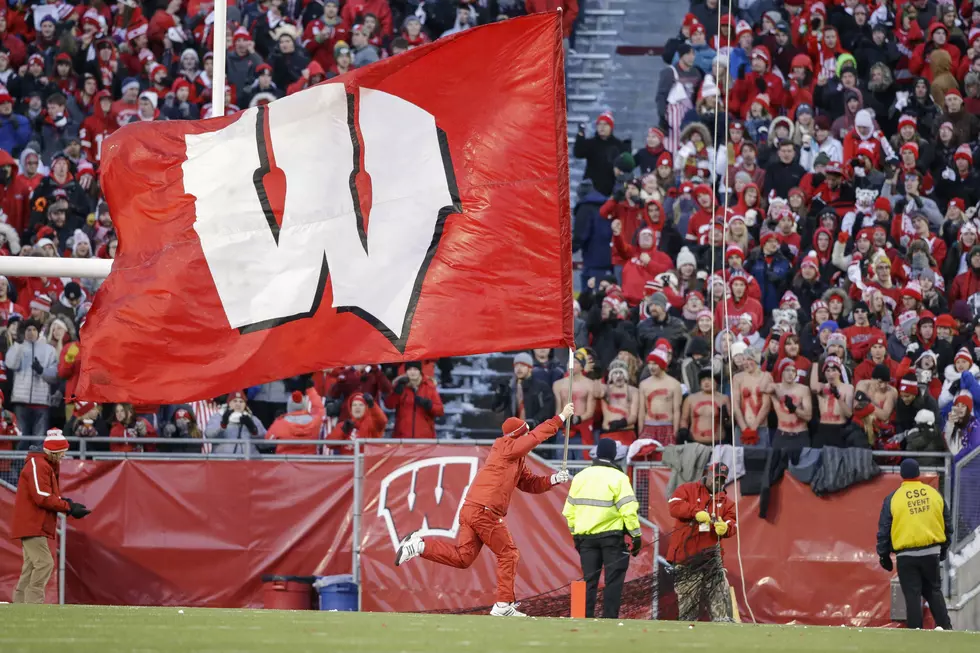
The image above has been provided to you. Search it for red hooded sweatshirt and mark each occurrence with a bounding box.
[265,388,326,455]
[80,90,115,167]
[613,226,673,305]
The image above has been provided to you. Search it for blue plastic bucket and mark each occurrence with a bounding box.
[314,575,358,611]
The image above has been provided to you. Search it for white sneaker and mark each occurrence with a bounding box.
[394,532,424,566]
[490,602,527,617]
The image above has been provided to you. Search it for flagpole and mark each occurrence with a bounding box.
[213,0,227,117]
[561,347,573,470]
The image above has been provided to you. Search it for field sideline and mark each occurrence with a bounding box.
[0,606,978,653]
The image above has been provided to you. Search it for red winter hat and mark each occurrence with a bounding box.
[946,88,963,99]
[43,428,69,453]
[955,144,973,166]
[350,392,366,406]
[760,232,779,248]
[646,347,670,370]
[725,244,744,260]
[596,111,614,130]
[898,114,917,130]
[751,45,770,63]
[955,347,974,366]
[935,314,959,333]
[227,390,247,402]
[824,161,844,176]
[898,376,919,395]
[951,198,967,211]
[655,338,674,355]
[900,142,919,159]
[73,401,97,417]
[810,299,828,316]
[29,292,51,313]
[232,26,251,44]
[918,309,935,324]
[775,358,796,380]
[901,282,922,302]
[801,251,820,270]
[171,78,192,94]
[955,393,974,414]
[502,416,529,437]
[874,197,892,213]
[657,152,673,168]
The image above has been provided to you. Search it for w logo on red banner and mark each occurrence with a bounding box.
[183,85,462,346]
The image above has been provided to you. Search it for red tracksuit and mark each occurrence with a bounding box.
[666,480,737,564]
[421,416,563,603]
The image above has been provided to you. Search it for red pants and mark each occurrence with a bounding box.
[420,503,519,603]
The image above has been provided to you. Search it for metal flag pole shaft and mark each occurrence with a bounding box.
[213,0,227,117]
[561,347,574,470]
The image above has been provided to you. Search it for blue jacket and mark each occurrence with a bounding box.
[573,189,613,270]
[729,47,750,80]
[746,251,791,313]
[672,43,717,76]
[0,113,31,156]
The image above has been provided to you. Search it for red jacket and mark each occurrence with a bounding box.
[384,378,445,438]
[109,417,157,453]
[600,197,643,265]
[327,365,393,418]
[265,388,325,455]
[666,479,736,564]
[730,70,785,118]
[525,0,579,37]
[11,451,71,539]
[328,402,388,454]
[950,269,980,304]
[612,232,672,305]
[852,356,899,384]
[464,416,562,516]
[303,18,350,71]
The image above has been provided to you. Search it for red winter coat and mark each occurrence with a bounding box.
[327,365,393,418]
[666,479,736,564]
[600,198,643,265]
[525,0,579,37]
[79,91,115,167]
[11,451,71,539]
[714,294,764,332]
[0,149,29,233]
[463,416,562,516]
[383,378,445,438]
[328,402,388,454]
[853,356,899,384]
[303,18,350,71]
[731,71,785,119]
[612,232,672,305]
[109,417,157,453]
[949,268,980,304]
[265,388,325,455]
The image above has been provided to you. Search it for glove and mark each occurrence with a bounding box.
[695,510,711,524]
[163,423,177,438]
[607,418,628,431]
[830,384,840,399]
[755,77,767,93]
[894,91,909,111]
[940,546,948,562]
[325,400,341,418]
[714,521,729,536]
[363,392,375,408]
[571,415,583,426]
[942,167,955,181]
[134,420,147,437]
[415,396,433,412]
[837,231,849,244]
[741,427,758,445]
[783,395,796,413]
[64,342,79,364]
[239,414,257,434]
[394,377,409,393]
[31,358,43,375]
[220,408,232,428]
[550,469,571,484]
[879,555,893,572]
[906,342,920,356]
[630,536,642,557]
[68,501,91,519]
[342,419,355,435]
[676,427,692,443]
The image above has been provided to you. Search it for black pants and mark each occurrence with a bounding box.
[897,554,951,630]
[576,533,630,619]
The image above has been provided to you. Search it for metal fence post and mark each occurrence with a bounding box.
[651,523,659,620]
[58,513,66,605]
[353,440,362,611]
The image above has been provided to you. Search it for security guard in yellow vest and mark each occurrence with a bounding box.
[876,458,952,630]
[562,438,641,619]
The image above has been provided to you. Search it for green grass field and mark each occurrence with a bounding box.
[0,606,977,653]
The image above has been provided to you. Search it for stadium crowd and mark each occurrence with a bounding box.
[0,0,585,458]
[562,0,980,471]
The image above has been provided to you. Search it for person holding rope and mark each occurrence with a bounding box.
[393,403,575,617]
[562,437,641,619]
[666,461,737,622]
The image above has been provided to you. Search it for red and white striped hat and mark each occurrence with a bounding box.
[501,417,528,438]
[955,348,974,367]
[43,428,69,453]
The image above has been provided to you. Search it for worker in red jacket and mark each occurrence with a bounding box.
[11,429,90,603]
[666,462,736,622]
[265,387,325,456]
[383,361,445,438]
[328,391,387,454]
[394,403,574,616]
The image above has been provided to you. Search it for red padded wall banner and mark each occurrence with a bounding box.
[643,468,938,626]
[358,443,657,615]
[2,460,353,606]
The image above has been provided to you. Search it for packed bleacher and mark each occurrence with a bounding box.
[565,0,980,470]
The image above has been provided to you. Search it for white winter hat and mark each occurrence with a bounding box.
[676,246,697,268]
[915,409,936,426]
[855,109,873,131]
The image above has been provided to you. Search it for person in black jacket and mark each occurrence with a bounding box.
[573,112,631,197]
[763,140,806,200]
[492,352,557,455]
[573,179,615,287]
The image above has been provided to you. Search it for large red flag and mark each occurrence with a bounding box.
[77,12,573,404]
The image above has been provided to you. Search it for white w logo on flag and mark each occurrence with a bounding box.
[183,85,462,348]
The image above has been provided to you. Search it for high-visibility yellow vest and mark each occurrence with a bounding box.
[562,462,640,538]
[888,480,946,552]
